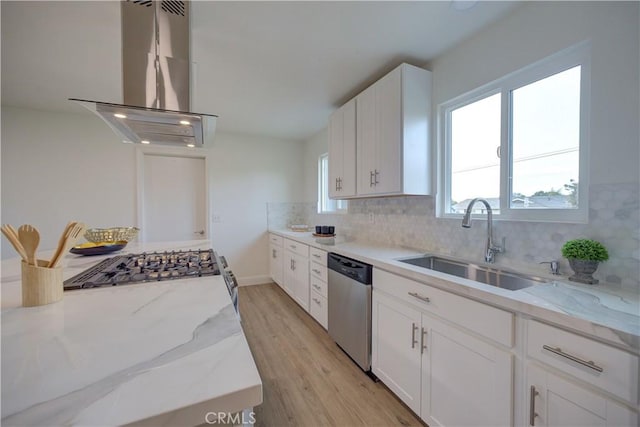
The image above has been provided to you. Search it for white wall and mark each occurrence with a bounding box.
[208,132,304,284]
[1,107,137,257]
[426,1,639,185]
[1,107,304,285]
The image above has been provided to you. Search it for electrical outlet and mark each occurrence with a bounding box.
[212,214,222,223]
[368,212,375,224]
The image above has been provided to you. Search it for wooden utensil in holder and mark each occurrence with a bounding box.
[21,259,63,307]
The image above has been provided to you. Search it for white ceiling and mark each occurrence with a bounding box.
[1,1,520,141]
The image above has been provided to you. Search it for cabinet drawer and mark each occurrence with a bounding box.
[374,268,513,347]
[527,320,638,404]
[310,261,328,282]
[309,247,327,266]
[284,238,308,258]
[310,276,327,298]
[310,290,328,329]
[269,233,283,246]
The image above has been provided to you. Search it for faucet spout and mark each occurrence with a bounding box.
[461,198,503,263]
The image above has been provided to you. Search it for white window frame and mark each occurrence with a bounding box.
[437,41,591,223]
[318,153,348,214]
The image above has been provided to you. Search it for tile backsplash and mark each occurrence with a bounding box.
[268,181,639,291]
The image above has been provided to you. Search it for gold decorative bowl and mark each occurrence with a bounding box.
[84,227,139,243]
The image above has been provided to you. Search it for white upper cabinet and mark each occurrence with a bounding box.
[328,63,432,199]
[328,98,357,198]
[357,63,432,197]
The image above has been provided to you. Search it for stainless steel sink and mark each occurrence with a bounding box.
[397,255,547,291]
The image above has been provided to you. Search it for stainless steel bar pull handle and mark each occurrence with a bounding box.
[335,178,339,191]
[408,292,430,303]
[411,323,419,348]
[369,171,375,187]
[291,260,296,271]
[313,269,321,274]
[313,284,321,290]
[374,169,380,185]
[272,249,276,258]
[542,345,604,373]
[529,386,539,426]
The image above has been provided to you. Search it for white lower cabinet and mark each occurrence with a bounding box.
[273,237,329,322]
[372,291,422,413]
[423,316,512,427]
[282,251,295,297]
[283,250,309,311]
[372,273,513,426]
[309,292,328,329]
[269,243,284,288]
[527,320,638,405]
[281,238,310,312]
[309,248,328,329]
[269,233,284,289]
[527,363,638,427]
[524,319,638,427]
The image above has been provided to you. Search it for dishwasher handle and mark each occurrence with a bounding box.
[328,253,372,285]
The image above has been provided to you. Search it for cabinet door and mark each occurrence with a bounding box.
[309,290,328,329]
[291,252,309,312]
[328,98,356,198]
[372,290,422,414]
[341,98,357,196]
[527,364,638,427]
[373,66,402,194]
[422,315,513,427]
[283,252,296,297]
[269,243,283,288]
[328,106,344,199]
[356,85,377,196]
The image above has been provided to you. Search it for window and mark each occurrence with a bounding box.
[318,153,347,213]
[439,42,589,222]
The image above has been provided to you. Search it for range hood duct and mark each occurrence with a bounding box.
[71,0,216,148]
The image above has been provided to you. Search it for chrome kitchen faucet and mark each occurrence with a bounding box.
[462,198,504,263]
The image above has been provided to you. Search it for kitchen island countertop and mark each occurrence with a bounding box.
[1,240,262,426]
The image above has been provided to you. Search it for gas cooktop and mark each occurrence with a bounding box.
[64,249,221,290]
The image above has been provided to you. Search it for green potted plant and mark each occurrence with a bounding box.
[561,238,609,284]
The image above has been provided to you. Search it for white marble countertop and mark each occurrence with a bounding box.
[272,230,640,354]
[1,240,262,426]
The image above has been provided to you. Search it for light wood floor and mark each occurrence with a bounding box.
[238,283,424,427]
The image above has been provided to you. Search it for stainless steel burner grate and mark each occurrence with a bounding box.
[64,249,221,290]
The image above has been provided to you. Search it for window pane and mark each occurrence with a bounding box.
[450,93,501,214]
[320,155,330,212]
[318,154,347,213]
[511,66,580,209]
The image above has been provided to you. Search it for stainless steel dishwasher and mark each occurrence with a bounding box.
[328,252,373,372]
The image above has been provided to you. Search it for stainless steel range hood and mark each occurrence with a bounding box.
[71,0,216,148]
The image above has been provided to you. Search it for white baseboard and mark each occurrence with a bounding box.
[237,275,272,286]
